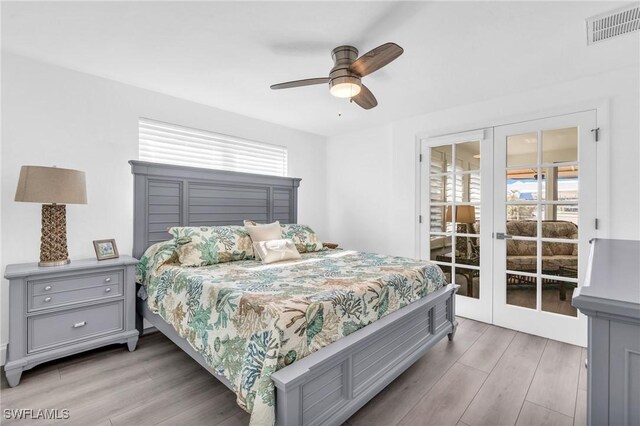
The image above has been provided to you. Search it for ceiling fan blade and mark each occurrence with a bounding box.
[349,42,404,77]
[270,78,329,90]
[352,84,378,110]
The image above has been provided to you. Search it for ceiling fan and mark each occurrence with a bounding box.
[270,42,404,110]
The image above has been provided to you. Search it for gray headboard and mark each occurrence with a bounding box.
[130,160,301,258]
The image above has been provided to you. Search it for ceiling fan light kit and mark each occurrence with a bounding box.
[270,42,404,110]
[330,76,361,98]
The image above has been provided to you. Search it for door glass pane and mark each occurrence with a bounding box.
[542,278,577,317]
[556,205,579,226]
[541,165,578,202]
[542,243,578,276]
[430,236,452,262]
[540,217,578,240]
[507,170,538,201]
[456,141,481,171]
[430,174,452,202]
[431,146,452,173]
[466,171,481,202]
[453,174,464,202]
[456,267,479,299]
[507,209,538,236]
[542,127,577,164]
[507,132,537,167]
[506,240,537,273]
[506,273,537,309]
[455,236,480,261]
[430,205,452,233]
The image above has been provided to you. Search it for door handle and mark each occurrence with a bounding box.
[496,233,513,240]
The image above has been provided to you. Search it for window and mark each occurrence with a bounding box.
[138,118,288,177]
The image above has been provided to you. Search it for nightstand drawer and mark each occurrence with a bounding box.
[30,270,121,296]
[28,301,124,353]
[29,282,123,312]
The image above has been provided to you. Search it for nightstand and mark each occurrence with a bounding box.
[4,255,139,387]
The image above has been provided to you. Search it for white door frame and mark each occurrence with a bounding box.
[492,110,597,347]
[418,129,494,323]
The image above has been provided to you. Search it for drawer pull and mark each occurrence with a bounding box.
[73,321,87,328]
[44,297,52,303]
[105,278,111,283]
[44,285,52,291]
[105,287,111,293]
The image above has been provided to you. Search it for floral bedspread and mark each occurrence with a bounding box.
[138,245,446,425]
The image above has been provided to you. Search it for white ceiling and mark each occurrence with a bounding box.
[2,1,639,137]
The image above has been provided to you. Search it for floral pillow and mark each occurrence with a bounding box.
[136,239,181,285]
[168,226,254,267]
[280,223,325,253]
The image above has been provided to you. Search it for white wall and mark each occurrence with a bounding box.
[326,125,393,252]
[326,65,640,257]
[0,53,327,364]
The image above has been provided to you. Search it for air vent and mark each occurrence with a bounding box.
[586,3,640,45]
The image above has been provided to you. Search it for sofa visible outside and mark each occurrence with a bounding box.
[506,220,578,300]
[506,220,578,271]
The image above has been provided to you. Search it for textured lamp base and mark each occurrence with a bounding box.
[39,204,70,267]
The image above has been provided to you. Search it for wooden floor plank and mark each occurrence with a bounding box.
[578,348,587,391]
[155,390,243,426]
[110,368,228,425]
[458,325,516,373]
[573,390,587,426]
[348,319,489,426]
[398,362,487,426]
[2,361,151,411]
[216,411,250,426]
[526,339,582,417]
[66,358,213,425]
[516,401,573,426]
[460,332,547,426]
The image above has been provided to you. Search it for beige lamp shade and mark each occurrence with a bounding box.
[15,166,87,204]
[445,205,476,223]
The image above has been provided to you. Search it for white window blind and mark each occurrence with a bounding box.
[139,118,288,177]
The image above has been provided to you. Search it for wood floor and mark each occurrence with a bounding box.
[1,318,587,426]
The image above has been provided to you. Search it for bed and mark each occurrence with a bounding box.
[131,160,458,426]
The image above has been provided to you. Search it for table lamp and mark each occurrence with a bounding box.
[15,165,87,266]
[445,205,476,231]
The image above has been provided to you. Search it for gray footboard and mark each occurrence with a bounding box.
[137,283,458,426]
[271,283,458,426]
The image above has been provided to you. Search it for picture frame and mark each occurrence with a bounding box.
[93,239,119,261]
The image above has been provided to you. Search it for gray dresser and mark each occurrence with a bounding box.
[4,256,139,387]
[573,239,640,426]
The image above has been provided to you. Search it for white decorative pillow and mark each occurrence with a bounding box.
[253,239,301,264]
[243,220,281,242]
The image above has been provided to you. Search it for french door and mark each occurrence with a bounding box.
[493,111,596,346]
[420,110,597,345]
[420,129,494,324]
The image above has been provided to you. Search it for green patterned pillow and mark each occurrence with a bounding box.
[168,226,254,266]
[136,239,180,285]
[280,224,325,253]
